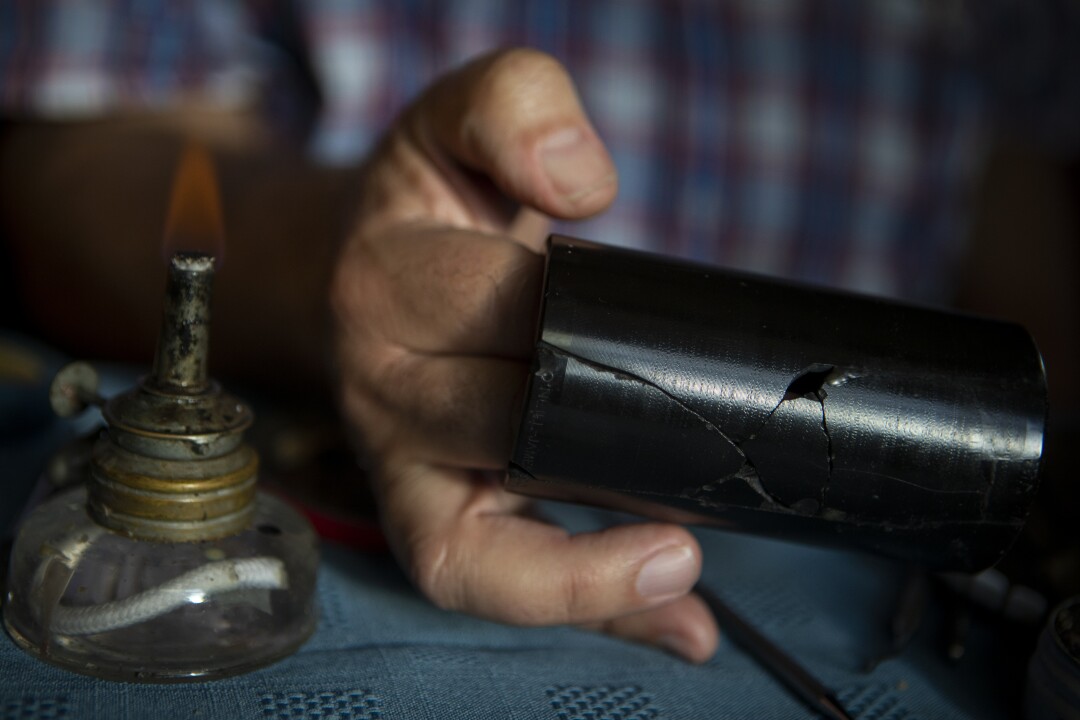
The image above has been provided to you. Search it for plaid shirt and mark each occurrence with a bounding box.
[2,0,1077,302]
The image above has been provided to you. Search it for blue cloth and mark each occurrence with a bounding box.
[1,528,1009,719]
[0,344,1014,719]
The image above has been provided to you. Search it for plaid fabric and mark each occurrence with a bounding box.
[1,0,1077,302]
[0,1,254,113]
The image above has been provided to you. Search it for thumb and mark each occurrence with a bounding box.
[410,48,618,221]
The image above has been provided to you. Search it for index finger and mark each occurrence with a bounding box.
[334,224,544,359]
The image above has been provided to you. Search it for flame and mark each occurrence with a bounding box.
[162,142,226,263]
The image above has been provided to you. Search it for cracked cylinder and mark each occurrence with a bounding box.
[507,235,1047,571]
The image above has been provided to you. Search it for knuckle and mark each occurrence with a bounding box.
[498,565,596,628]
[329,241,375,324]
[410,535,459,611]
[338,377,380,438]
[464,48,574,128]
[482,48,565,88]
[339,347,409,451]
[553,563,601,625]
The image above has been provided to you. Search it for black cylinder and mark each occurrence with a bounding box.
[507,235,1047,570]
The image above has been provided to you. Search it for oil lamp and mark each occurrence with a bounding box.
[3,250,318,682]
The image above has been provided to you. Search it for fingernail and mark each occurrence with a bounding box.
[635,545,697,601]
[540,127,615,203]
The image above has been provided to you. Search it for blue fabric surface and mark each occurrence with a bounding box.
[2,522,1010,719]
[1,353,1012,719]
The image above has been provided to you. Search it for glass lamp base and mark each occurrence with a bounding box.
[3,487,318,682]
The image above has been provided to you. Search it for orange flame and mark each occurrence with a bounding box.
[162,142,226,263]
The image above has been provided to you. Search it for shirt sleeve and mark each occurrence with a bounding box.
[0,0,259,119]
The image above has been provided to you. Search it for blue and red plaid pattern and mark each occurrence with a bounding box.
[2,0,1077,302]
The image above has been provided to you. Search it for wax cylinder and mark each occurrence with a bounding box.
[508,235,1047,570]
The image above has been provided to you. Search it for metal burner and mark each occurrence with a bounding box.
[3,252,318,682]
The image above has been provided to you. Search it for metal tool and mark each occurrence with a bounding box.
[698,584,853,720]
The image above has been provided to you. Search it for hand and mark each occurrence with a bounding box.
[331,49,718,662]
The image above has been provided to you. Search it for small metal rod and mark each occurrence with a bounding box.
[152,251,215,391]
[697,584,854,720]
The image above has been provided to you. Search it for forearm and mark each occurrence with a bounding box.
[0,116,361,394]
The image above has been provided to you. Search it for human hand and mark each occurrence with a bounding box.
[331,49,718,662]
